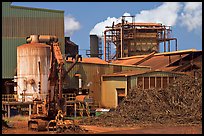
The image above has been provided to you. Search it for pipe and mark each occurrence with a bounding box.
[58,63,63,100]
[26,35,58,44]
[30,35,39,43]
[175,39,178,51]
[38,61,41,93]
[104,31,107,61]
[120,26,123,58]
[163,26,166,52]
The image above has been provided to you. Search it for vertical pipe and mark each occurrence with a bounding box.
[120,27,123,58]
[79,75,82,89]
[168,41,170,52]
[175,39,178,51]
[104,31,107,61]
[163,26,166,52]
[5,105,7,117]
[29,104,32,116]
[59,64,63,100]
[74,102,76,118]
[8,105,10,118]
[65,105,67,117]
[38,61,41,96]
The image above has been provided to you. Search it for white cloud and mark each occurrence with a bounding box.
[179,2,202,31]
[90,2,202,36]
[64,15,81,37]
[134,2,181,26]
[90,17,119,37]
[90,2,181,36]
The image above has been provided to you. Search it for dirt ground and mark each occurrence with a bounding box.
[2,120,202,134]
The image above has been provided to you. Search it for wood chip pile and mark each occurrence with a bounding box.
[81,70,202,127]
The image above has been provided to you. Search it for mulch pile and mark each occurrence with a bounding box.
[56,124,88,134]
[80,70,202,127]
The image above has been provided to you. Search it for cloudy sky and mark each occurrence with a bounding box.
[12,2,202,57]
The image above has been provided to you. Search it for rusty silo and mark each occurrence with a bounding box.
[17,35,51,102]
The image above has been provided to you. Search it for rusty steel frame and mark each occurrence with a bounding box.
[103,16,178,61]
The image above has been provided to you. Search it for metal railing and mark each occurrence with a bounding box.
[2,93,48,102]
[63,93,76,102]
[2,93,77,102]
[2,94,18,102]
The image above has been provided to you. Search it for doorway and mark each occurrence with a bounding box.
[116,88,125,105]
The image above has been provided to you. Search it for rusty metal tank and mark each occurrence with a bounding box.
[17,36,51,102]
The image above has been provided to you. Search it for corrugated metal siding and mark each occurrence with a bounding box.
[3,3,64,18]
[2,17,64,38]
[2,2,64,78]
[2,38,25,78]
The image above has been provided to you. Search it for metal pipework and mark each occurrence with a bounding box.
[104,31,107,61]
[26,35,58,43]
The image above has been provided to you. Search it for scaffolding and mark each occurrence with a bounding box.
[103,15,178,61]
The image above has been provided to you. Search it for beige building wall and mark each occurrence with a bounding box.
[101,76,127,108]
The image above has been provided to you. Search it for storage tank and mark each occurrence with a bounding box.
[17,38,50,102]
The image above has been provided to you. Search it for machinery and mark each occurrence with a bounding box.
[27,35,83,131]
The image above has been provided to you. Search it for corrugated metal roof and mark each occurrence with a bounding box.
[111,55,147,65]
[155,49,202,56]
[111,50,201,71]
[66,57,108,65]
[112,57,144,65]
[138,54,189,70]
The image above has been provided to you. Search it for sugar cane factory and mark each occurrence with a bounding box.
[2,2,202,133]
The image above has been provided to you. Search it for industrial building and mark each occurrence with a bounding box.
[101,70,186,108]
[2,2,64,94]
[2,3,202,121]
[65,58,150,106]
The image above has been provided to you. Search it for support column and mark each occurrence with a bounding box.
[8,105,10,118]
[29,104,32,116]
[120,27,123,58]
[5,105,7,117]
[104,31,107,61]
[74,102,77,118]
[149,77,150,89]
[65,105,67,117]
